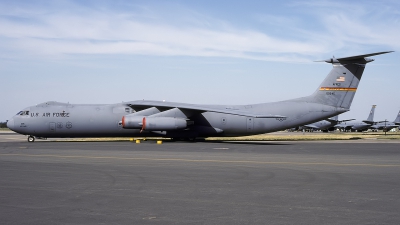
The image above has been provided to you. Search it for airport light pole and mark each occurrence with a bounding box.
[385,119,387,136]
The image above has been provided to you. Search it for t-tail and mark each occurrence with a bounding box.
[300,51,393,110]
[363,105,376,124]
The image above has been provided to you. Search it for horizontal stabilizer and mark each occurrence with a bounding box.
[316,51,394,64]
[335,51,394,61]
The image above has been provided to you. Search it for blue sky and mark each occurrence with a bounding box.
[1,0,399,122]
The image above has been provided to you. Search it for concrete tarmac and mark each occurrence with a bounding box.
[1,133,400,224]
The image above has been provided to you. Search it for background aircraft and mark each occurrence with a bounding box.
[299,115,355,132]
[335,105,376,132]
[370,110,400,131]
[7,52,392,142]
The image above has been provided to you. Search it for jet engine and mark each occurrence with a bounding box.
[122,115,187,131]
[122,116,143,129]
[141,117,187,131]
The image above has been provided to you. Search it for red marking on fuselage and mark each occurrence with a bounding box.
[140,117,146,133]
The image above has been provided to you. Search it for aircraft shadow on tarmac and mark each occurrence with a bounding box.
[188,140,291,146]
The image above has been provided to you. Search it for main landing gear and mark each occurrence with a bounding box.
[27,135,35,142]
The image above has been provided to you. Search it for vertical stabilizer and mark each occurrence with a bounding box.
[300,51,393,110]
[365,105,376,122]
[394,110,400,124]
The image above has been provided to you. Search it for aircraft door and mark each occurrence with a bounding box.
[49,122,56,132]
[246,117,254,132]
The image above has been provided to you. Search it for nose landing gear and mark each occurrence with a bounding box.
[28,135,35,142]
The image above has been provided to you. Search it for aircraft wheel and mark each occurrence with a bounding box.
[28,136,35,142]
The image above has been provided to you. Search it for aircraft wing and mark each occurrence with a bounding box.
[362,120,375,125]
[334,124,352,129]
[325,118,355,123]
[303,124,319,129]
[126,100,286,118]
[375,120,389,123]
[338,119,355,122]
[325,118,337,123]
[370,125,379,129]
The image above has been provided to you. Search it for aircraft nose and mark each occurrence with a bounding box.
[7,118,14,131]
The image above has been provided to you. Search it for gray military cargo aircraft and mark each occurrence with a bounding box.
[335,105,376,132]
[7,51,393,142]
[370,110,400,131]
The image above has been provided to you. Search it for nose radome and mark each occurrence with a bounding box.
[7,118,14,131]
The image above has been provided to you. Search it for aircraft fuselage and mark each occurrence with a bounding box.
[7,101,343,139]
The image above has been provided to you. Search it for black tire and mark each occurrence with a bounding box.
[28,136,35,142]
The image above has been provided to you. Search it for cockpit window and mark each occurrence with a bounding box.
[17,111,29,116]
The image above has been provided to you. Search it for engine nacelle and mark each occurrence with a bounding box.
[122,116,143,129]
[142,117,187,131]
[122,116,188,131]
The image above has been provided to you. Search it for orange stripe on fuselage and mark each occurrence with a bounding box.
[319,87,357,91]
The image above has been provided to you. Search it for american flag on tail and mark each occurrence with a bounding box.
[336,76,345,82]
